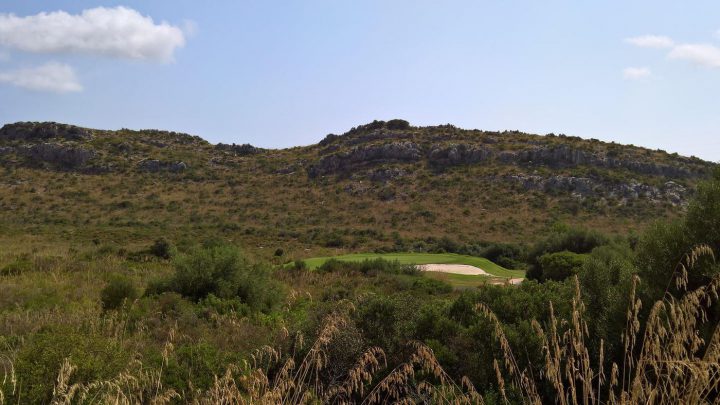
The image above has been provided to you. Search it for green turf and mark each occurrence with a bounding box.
[299,252,525,278]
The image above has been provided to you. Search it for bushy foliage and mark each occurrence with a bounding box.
[100,275,138,310]
[145,244,285,313]
[385,119,411,130]
[148,237,175,259]
[9,328,129,404]
[636,169,720,299]
[317,258,419,276]
[526,224,608,281]
[538,250,585,281]
[579,243,635,362]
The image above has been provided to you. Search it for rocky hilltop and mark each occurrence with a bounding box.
[304,120,711,207]
[0,119,714,247]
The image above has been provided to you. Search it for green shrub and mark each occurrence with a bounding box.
[538,251,585,281]
[526,225,608,281]
[412,277,453,295]
[386,119,411,130]
[318,258,419,276]
[10,328,129,404]
[146,244,285,313]
[149,237,175,259]
[100,276,138,310]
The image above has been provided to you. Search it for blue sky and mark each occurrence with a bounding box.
[0,1,718,161]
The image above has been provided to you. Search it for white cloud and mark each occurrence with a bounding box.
[0,62,82,93]
[623,67,652,80]
[0,50,9,62]
[627,32,720,70]
[668,43,720,68]
[626,35,675,49]
[0,7,186,62]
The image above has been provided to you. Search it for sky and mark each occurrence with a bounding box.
[0,1,719,161]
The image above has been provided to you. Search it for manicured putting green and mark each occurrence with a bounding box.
[300,253,525,279]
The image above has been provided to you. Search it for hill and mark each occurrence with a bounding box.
[0,120,714,259]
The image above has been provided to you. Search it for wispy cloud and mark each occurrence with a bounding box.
[625,35,675,49]
[0,6,187,63]
[0,62,82,93]
[668,44,720,68]
[627,32,720,69]
[623,67,652,80]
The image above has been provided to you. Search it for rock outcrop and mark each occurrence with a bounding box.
[18,143,96,169]
[429,143,703,178]
[0,122,92,142]
[137,160,188,172]
[368,167,407,182]
[308,142,422,177]
[428,144,493,166]
[311,140,705,179]
[507,174,689,205]
[216,143,263,156]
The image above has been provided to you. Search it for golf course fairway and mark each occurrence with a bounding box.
[299,252,525,279]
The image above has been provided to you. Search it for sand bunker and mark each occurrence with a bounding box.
[418,264,490,276]
[419,264,525,285]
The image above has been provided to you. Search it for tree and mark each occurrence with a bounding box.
[538,251,585,281]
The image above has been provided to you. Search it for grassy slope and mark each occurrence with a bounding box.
[0,122,710,260]
[300,252,526,278]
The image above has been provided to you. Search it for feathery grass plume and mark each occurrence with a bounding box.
[477,302,542,404]
[50,358,179,404]
[0,355,16,404]
[482,246,720,405]
[362,341,483,404]
[323,346,386,403]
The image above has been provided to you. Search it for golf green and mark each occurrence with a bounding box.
[299,252,525,279]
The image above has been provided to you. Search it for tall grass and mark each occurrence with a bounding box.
[478,244,720,405]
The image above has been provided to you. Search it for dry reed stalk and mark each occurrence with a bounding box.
[480,245,720,405]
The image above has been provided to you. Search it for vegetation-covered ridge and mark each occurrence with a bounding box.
[0,120,715,257]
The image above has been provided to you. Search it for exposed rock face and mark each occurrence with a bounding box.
[0,122,92,141]
[312,139,706,179]
[216,143,263,156]
[137,160,188,172]
[508,174,689,205]
[368,167,407,182]
[428,144,493,166]
[308,142,422,177]
[18,143,96,169]
[430,143,702,178]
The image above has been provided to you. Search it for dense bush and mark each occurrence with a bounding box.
[636,169,720,299]
[386,119,411,130]
[9,328,129,404]
[148,237,175,259]
[100,275,138,310]
[317,258,419,276]
[526,225,609,281]
[145,244,285,313]
[538,251,585,281]
[479,242,525,269]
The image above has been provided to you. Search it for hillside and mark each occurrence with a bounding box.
[0,120,714,258]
